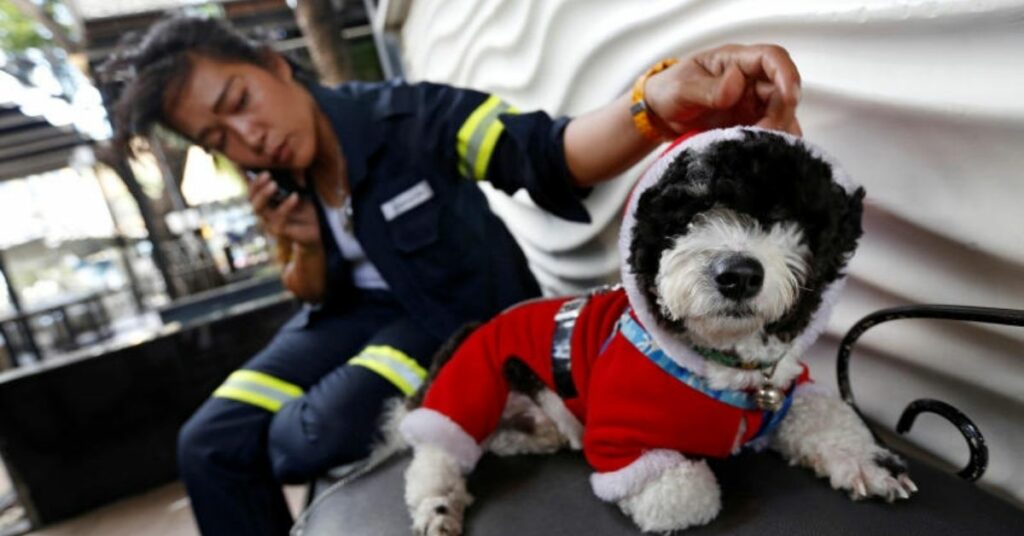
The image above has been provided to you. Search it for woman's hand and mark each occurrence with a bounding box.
[248,171,327,302]
[564,43,803,186]
[248,172,321,250]
[644,44,803,136]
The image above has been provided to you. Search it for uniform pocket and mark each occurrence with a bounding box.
[387,200,440,252]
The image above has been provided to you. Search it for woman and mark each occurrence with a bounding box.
[103,15,801,536]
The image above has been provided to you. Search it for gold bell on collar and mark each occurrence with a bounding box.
[754,383,785,411]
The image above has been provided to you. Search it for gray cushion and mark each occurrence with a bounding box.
[296,450,1022,535]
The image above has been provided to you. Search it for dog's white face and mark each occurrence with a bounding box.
[626,130,865,369]
[655,207,810,348]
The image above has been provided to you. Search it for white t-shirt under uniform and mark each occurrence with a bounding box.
[320,199,390,290]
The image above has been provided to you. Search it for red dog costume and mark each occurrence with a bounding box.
[399,128,849,503]
[401,286,811,501]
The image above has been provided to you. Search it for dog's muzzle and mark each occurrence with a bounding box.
[711,254,764,301]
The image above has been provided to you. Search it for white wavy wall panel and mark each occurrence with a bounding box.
[402,0,1024,503]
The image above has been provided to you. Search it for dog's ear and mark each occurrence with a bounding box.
[628,150,712,326]
[819,185,865,285]
[767,184,865,341]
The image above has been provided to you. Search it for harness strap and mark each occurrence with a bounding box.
[550,296,588,398]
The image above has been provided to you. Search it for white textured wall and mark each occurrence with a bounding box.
[401,0,1024,504]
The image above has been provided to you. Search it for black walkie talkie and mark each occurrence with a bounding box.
[245,168,312,208]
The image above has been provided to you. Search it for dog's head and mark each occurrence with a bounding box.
[620,128,864,377]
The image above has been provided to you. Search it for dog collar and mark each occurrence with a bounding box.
[618,311,782,410]
[691,345,775,372]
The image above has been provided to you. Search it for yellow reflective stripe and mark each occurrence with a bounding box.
[213,385,285,413]
[473,111,509,181]
[228,370,303,398]
[349,357,417,396]
[362,345,427,379]
[457,96,502,178]
[211,370,304,413]
[349,345,427,396]
[456,95,518,181]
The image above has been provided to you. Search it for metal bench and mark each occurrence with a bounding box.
[294,305,1024,535]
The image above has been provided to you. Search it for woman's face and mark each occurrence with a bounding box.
[163,53,318,171]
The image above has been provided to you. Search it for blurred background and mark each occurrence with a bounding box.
[0,0,1021,535]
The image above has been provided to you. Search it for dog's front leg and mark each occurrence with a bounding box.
[771,388,917,501]
[591,450,721,533]
[405,445,473,536]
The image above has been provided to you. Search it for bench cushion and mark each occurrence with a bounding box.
[296,450,1021,535]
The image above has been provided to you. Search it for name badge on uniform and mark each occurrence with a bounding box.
[380,180,435,221]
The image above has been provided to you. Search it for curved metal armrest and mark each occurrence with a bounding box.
[836,304,1024,482]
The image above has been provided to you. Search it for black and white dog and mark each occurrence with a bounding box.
[395,127,917,535]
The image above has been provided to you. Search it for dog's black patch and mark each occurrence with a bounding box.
[503,356,546,397]
[874,450,909,477]
[628,130,864,341]
[407,321,483,409]
[498,412,537,434]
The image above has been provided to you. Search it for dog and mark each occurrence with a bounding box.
[396,127,917,535]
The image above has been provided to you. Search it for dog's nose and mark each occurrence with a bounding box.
[713,255,764,300]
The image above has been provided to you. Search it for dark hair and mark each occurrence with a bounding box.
[99,16,273,157]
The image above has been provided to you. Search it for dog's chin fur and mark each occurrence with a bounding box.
[682,315,762,349]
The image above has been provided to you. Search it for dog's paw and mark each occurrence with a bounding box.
[412,496,464,536]
[819,448,918,502]
[617,458,722,533]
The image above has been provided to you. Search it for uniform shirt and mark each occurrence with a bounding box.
[301,80,591,337]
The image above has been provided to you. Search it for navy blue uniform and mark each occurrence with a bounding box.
[177,80,589,535]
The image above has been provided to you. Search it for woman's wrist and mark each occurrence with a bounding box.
[291,239,323,258]
[283,239,326,303]
[631,59,680,142]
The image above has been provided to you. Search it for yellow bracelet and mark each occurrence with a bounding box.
[631,58,679,142]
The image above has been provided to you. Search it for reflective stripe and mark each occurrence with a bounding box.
[349,345,428,396]
[229,370,304,397]
[456,95,517,181]
[212,370,304,413]
[550,296,588,398]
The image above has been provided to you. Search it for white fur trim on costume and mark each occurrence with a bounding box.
[590,449,687,502]
[400,408,482,473]
[619,127,856,373]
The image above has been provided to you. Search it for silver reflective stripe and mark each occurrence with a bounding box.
[464,100,512,175]
[226,379,299,406]
[551,296,588,398]
[213,370,304,413]
[349,345,427,396]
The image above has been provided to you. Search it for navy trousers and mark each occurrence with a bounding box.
[177,291,441,535]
